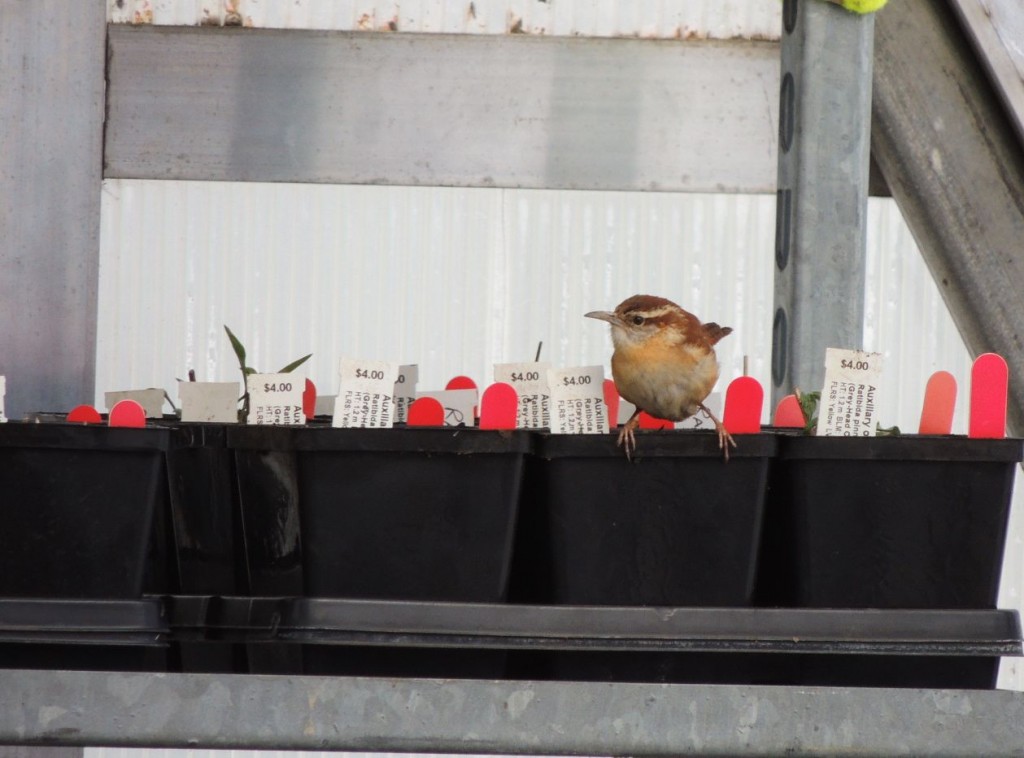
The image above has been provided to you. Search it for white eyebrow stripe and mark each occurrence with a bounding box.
[628,305,676,319]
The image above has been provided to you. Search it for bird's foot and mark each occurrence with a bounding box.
[715,420,736,462]
[616,425,636,461]
[700,404,737,463]
[616,412,641,462]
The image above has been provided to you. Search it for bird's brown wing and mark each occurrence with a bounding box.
[701,322,733,346]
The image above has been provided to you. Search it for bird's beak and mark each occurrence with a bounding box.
[585,310,624,327]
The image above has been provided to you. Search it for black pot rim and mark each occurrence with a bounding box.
[775,434,1024,462]
[534,430,778,459]
[0,420,184,452]
[226,424,533,454]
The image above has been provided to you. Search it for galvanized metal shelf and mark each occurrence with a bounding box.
[4,667,1024,756]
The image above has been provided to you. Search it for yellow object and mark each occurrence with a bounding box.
[827,0,888,13]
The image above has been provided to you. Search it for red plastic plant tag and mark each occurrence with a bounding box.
[969,353,1008,439]
[479,382,518,430]
[446,375,478,418]
[918,370,957,435]
[407,397,445,426]
[67,405,102,424]
[638,412,673,430]
[723,376,763,434]
[446,376,477,391]
[603,379,620,430]
[303,378,317,420]
[773,395,805,428]
[108,399,146,428]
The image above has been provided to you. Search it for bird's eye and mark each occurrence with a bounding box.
[632,315,645,325]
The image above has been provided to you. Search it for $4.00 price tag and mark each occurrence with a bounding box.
[818,347,883,436]
[333,358,398,428]
[549,365,608,434]
[494,362,551,429]
[248,373,305,425]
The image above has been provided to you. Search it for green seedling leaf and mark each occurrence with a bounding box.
[278,353,312,374]
[224,325,247,367]
[794,388,820,435]
[224,324,311,423]
[876,423,901,436]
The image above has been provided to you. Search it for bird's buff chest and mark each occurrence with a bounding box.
[610,337,720,421]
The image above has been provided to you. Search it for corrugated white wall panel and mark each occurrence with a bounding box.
[97,181,506,397]
[107,0,782,38]
[97,180,978,434]
[97,181,779,405]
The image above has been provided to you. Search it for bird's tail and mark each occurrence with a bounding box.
[702,322,733,345]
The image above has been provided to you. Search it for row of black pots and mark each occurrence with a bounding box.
[0,421,1019,686]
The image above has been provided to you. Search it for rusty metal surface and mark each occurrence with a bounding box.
[107,0,782,39]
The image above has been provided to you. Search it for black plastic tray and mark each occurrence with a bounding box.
[165,595,1021,688]
[0,597,169,672]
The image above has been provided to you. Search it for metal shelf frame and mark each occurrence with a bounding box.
[5,0,1024,753]
[2,596,1023,754]
[4,667,1024,756]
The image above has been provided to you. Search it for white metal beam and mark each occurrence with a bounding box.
[104,26,780,193]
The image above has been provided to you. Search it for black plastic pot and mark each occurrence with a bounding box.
[508,430,777,683]
[512,430,777,607]
[760,435,1023,611]
[227,425,531,676]
[0,422,180,599]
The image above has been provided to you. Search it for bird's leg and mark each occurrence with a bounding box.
[616,408,642,461]
[699,403,736,462]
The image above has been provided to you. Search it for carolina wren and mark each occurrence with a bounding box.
[586,294,736,461]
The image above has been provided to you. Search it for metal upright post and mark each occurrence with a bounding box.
[772,0,874,408]
[0,1,106,419]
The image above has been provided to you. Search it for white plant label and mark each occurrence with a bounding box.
[494,362,550,428]
[105,388,166,418]
[393,364,418,424]
[333,358,398,428]
[677,391,723,430]
[416,389,477,427]
[179,381,239,423]
[549,365,608,434]
[248,373,305,425]
[0,376,6,423]
[818,348,884,436]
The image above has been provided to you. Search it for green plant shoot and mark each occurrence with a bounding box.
[224,325,312,422]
